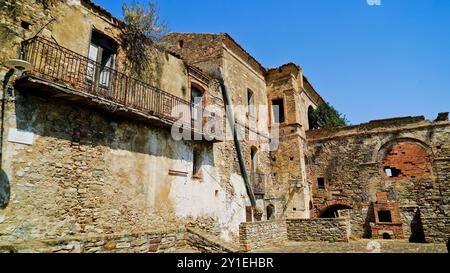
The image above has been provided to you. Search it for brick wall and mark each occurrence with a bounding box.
[287,218,350,242]
[382,142,432,180]
[239,220,287,251]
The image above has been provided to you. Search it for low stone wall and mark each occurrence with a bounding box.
[0,229,186,253]
[422,217,450,243]
[239,220,287,251]
[0,227,241,253]
[185,227,239,253]
[287,218,350,242]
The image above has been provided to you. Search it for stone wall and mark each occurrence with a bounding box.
[286,218,350,242]
[422,217,450,243]
[239,220,287,251]
[0,228,186,253]
[185,227,239,253]
[306,116,450,242]
[0,227,241,253]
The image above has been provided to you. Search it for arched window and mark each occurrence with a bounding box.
[266,204,275,220]
[308,106,314,130]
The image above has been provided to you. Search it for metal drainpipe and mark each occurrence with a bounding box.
[218,69,256,208]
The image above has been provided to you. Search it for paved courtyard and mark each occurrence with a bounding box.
[253,240,448,253]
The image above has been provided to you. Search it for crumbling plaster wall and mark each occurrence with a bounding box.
[0,0,250,244]
[0,89,251,243]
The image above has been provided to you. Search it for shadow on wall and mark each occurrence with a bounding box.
[409,208,426,243]
[363,203,375,238]
[12,91,212,163]
[0,169,10,209]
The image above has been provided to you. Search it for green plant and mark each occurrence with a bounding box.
[310,102,348,129]
[121,1,167,76]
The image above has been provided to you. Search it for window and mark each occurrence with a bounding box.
[193,148,201,178]
[266,204,275,220]
[384,167,401,178]
[247,89,255,119]
[378,210,392,223]
[87,31,117,90]
[317,177,325,189]
[308,106,315,130]
[250,146,257,174]
[191,85,204,122]
[271,99,285,124]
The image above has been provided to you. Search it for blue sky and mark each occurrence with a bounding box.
[93,0,450,124]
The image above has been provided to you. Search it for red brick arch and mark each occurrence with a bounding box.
[378,139,432,180]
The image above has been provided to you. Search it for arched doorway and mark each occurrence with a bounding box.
[266,204,275,220]
[319,204,352,218]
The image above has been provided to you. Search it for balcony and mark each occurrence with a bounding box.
[16,37,222,141]
[250,172,266,196]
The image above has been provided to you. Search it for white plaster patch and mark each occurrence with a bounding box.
[8,128,34,145]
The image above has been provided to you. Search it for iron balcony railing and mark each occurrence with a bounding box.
[250,172,266,195]
[21,36,221,137]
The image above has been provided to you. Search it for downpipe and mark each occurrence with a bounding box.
[218,68,257,208]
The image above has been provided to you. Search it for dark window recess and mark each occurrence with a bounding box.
[317,177,325,189]
[384,167,402,177]
[193,149,201,176]
[178,40,184,48]
[308,106,314,129]
[266,204,275,220]
[378,210,392,223]
[21,21,32,30]
[272,99,285,124]
[383,233,391,240]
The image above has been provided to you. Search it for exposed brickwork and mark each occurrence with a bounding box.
[370,192,404,239]
[382,142,432,180]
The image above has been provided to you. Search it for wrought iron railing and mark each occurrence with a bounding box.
[250,172,266,195]
[21,36,221,137]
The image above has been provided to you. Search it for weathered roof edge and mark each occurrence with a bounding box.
[220,33,267,75]
[81,0,125,27]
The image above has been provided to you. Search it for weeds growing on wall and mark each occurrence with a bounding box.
[121,1,167,77]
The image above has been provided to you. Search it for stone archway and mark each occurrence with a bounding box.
[317,199,353,218]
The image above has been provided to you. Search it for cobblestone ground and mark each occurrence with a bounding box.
[253,240,448,253]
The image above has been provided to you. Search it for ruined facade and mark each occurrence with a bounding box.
[0,0,448,252]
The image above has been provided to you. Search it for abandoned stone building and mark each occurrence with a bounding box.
[0,0,448,252]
